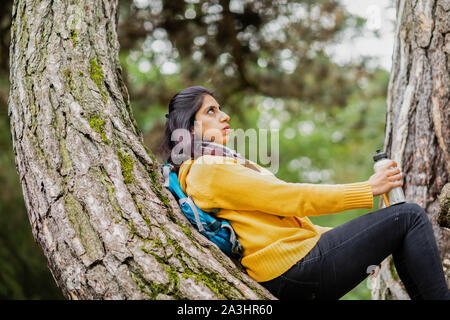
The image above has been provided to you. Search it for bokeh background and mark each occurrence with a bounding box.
[0,0,396,299]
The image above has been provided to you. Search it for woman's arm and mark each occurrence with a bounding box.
[185,155,373,218]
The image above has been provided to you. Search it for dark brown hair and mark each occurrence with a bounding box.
[159,86,215,173]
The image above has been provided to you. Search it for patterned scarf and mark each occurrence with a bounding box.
[193,139,260,172]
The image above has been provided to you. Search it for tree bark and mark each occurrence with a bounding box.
[7,0,274,300]
[371,0,450,300]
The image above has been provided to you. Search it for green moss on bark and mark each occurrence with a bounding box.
[65,193,104,261]
[117,150,134,184]
[89,114,111,145]
[70,29,77,44]
[89,58,108,103]
[59,137,72,172]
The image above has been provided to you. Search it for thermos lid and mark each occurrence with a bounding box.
[373,149,388,162]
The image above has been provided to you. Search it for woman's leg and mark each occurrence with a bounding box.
[260,202,450,300]
[389,203,448,299]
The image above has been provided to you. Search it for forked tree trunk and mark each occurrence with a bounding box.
[371,0,449,300]
[7,0,273,300]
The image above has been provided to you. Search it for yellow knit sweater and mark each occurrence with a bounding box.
[178,155,374,282]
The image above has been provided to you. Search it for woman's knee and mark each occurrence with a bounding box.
[397,202,428,222]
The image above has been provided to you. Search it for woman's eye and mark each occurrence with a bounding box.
[208,108,215,114]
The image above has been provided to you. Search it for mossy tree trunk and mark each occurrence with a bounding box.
[371,0,450,300]
[7,0,273,300]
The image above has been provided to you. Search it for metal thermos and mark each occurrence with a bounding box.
[373,150,406,207]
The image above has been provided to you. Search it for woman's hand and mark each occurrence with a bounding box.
[368,160,403,196]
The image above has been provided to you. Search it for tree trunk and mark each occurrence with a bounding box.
[7,0,274,300]
[371,0,450,300]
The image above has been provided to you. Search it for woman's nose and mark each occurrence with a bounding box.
[221,111,230,122]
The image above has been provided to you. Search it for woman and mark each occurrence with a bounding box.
[160,86,450,300]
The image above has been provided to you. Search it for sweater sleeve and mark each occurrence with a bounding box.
[185,156,374,217]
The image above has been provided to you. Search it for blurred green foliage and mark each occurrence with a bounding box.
[0,0,392,300]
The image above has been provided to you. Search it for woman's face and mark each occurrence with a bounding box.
[192,94,231,145]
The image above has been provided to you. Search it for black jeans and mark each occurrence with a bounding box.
[259,202,450,300]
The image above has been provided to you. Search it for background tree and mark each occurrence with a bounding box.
[3,0,401,299]
[7,0,276,299]
[371,0,449,299]
[0,0,63,299]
